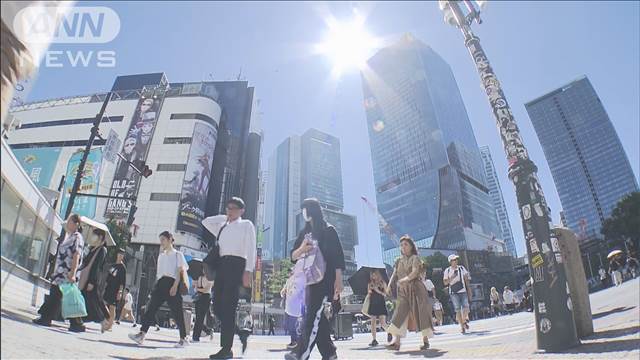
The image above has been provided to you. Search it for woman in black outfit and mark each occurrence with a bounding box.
[367,269,389,347]
[79,229,111,330]
[286,198,345,360]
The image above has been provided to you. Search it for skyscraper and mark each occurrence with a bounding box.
[480,146,517,257]
[525,76,638,245]
[361,34,504,265]
[264,129,358,280]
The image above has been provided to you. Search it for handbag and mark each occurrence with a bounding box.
[361,294,371,317]
[300,233,326,285]
[203,223,227,281]
[59,282,88,319]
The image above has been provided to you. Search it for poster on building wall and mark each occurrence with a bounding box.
[105,91,166,218]
[60,148,102,218]
[176,121,217,235]
[12,147,62,188]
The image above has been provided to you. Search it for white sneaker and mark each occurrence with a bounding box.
[174,338,189,348]
[128,332,145,345]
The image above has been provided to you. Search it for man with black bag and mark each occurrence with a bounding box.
[202,197,256,360]
[443,254,471,334]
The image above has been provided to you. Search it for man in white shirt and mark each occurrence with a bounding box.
[202,197,256,360]
[443,254,471,334]
[502,286,515,314]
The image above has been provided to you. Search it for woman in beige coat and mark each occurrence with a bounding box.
[385,235,433,351]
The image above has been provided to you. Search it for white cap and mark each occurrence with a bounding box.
[448,254,460,262]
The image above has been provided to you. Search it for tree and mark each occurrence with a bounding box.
[266,258,293,299]
[106,219,130,261]
[601,192,640,256]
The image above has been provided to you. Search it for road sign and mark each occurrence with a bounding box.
[103,129,121,163]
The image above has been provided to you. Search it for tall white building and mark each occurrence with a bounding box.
[480,146,516,257]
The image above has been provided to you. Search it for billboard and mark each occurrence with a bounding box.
[176,121,217,235]
[60,148,102,218]
[105,90,166,218]
[12,147,62,188]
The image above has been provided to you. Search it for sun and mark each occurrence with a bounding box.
[316,12,379,76]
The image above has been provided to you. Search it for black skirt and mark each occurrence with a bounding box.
[368,292,388,316]
[82,289,109,323]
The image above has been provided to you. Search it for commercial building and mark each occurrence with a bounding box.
[7,73,261,307]
[360,34,504,265]
[480,146,517,257]
[525,76,639,272]
[264,129,358,282]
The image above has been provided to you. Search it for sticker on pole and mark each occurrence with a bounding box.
[540,318,552,334]
[103,129,121,163]
[531,254,544,268]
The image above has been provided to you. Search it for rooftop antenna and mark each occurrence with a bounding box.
[237,67,242,81]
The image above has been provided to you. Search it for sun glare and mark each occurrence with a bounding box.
[316,13,379,76]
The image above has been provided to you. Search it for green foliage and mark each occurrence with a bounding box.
[602,192,640,254]
[422,252,451,312]
[105,220,129,261]
[266,258,294,297]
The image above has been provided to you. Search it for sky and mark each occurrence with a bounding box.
[23,1,640,266]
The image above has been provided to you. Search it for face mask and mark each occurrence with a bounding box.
[90,234,103,246]
[302,208,311,222]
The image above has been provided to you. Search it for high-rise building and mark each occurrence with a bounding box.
[361,34,504,265]
[264,129,358,281]
[480,146,517,257]
[525,76,638,247]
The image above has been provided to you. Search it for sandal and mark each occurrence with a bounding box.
[385,343,400,351]
[420,341,430,350]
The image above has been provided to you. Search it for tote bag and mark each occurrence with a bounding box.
[301,233,326,285]
[60,282,88,319]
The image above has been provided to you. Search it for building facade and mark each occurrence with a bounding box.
[525,76,639,244]
[480,146,517,257]
[264,129,358,282]
[360,34,504,265]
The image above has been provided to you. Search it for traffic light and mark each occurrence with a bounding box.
[126,204,137,227]
[142,164,153,178]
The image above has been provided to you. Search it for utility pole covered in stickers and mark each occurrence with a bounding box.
[439,1,578,351]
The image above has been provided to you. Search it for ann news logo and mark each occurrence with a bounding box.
[13,6,120,68]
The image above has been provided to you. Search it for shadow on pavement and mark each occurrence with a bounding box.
[465,330,490,336]
[559,338,640,354]
[110,357,203,360]
[592,306,636,319]
[588,325,640,339]
[267,348,292,352]
[85,338,160,349]
[394,349,447,358]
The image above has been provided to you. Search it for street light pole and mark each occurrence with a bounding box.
[439,1,578,351]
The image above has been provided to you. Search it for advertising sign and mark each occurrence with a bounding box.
[103,129,122,163]
[12,147,62,188]
[176,121,217,235]
[60,148,102,218]
[105,90,166,218]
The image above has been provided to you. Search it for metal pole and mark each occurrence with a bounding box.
[63,91,113,221]
[445,1,578,351]
[262,272,267,335]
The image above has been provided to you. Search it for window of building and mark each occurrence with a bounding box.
[156,164,187,171]
[163,137,192,144]
[1,183,22,259]
[12,199,37,270]
[150,193,181,201]
[18,116,124,129]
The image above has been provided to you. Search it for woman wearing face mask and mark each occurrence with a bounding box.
[129,231,189,348]
[32,214,86,332]
[78,229,111,331]
[385,235,433,351]
[285,198,345,360]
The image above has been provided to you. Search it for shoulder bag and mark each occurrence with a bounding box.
[301,233,326,285]
[203,223,227,281]
[449,267,465,294]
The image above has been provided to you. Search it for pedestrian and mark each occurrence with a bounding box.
[384,236,433,351]
[192,274,214,342]
[268,315,276,335]
[281,270,305,350]
[78,228,110,331]
[432,299,443,326]
[366,269,389,347]
[103,248,126,331]
[137,295,161,331]
[598,267,608,288]
[128,231,190,347]
[502,286,515,314]
[32,214,86,332]
[443,254,471,334]
[627,256,639,279]
[202,197,257,360]
[421,268,437,332]
[521,289,533,312]
[236,311,253,354]
[609,256,623,286]
[120,288,136,324]
[489,287,501,317]
[285,198,346,360]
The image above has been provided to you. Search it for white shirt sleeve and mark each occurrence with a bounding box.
[202,215,227,236]
[177,251,189,270]
[244,222,257,272]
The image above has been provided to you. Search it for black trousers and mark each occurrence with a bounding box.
[296,283,336,360]
[141,277,186,338]
[37,284,83,327]
[213,256,246,350]
[192,292,212,340]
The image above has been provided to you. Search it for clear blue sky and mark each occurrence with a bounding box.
[26,1,640,266]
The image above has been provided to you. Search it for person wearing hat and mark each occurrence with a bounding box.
[443,254,471,334]
[103,248,127,331]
